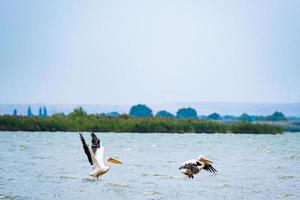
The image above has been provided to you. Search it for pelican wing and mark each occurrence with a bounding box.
[179,159,201,174]
[79,133,100,167]
[89,133,105,167]
[200,158,217,173]
[91,133,100,154]
[79,133,93,165]
[179,163,200,174]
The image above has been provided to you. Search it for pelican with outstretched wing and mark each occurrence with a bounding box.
[179,155,217,178]
[79,133,122,180]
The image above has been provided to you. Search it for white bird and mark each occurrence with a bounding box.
[179,155,217,178]
[79,133,122,180]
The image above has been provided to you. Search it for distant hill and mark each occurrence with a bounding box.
[0,102,299,117]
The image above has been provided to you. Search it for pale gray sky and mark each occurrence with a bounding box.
[0,0,299,104]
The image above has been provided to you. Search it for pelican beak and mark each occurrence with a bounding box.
[108,157,122,164]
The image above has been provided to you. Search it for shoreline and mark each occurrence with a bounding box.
[0,131,286,135]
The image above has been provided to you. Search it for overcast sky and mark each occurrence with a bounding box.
[0,0,299,105]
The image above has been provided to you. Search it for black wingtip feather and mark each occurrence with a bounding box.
[203,163,217,173]
[212,166,217,173]
[79,133,93,165]
[210,165,217,173]
[91,133,100,154]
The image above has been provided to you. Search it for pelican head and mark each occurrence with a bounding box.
[107,157,122,164]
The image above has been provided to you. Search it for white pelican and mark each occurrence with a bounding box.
[179,155,217,178]
[79,133,122,180]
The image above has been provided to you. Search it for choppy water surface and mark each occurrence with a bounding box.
[0,132,299,200]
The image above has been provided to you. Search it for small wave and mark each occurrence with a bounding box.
[278,176,294,180]
[276,192,293,198]
[263,149,273,153]
[131,164,142,167]
[166,160,176,163]
[284,155,296,160]
[152,173,164,177]
[0,194,20,200]
[59,175,78,180]
[251,190,262,194]
[19,145,30,151]
[142,181,157,185]
[82,178,96,182]
[106,183,130,189]
[31,156,50,160]
[150,173,181,180]
[165,175,181,180]
[218,183,232,188]
[143,191,161,196]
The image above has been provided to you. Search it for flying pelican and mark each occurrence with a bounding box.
[179,155,217,178]
[79,133,122,180]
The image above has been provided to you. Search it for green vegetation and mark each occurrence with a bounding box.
[0,108,282,134]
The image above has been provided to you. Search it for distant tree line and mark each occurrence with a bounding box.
[233,111,287,122]
[128,104,199,119]
[0,106,282,134]
[8,104,288,123]
[126,104,288,122]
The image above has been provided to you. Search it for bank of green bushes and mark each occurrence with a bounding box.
[0,114,282,134]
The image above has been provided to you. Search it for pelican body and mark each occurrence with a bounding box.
[79,133,122,180]
[179,155,217,178]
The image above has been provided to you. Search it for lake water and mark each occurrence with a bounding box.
[0,132,299,200]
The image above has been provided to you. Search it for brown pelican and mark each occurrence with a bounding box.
[179,155,217,178]
[79,133,122,180]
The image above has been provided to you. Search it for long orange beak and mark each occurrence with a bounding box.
[108,157,122,164]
